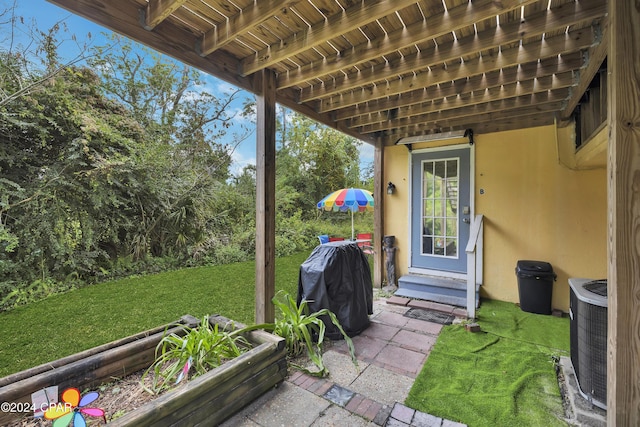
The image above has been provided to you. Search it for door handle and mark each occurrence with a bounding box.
[463,218,470,224]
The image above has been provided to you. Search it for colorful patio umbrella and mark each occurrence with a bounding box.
[317,188,374,240]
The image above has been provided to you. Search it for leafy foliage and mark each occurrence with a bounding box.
[0,11,371,310]
[247,291,358,377]
[0,20,254,306]
[142,315,251,394]
[140,291,357,393]
[276,112,365,219]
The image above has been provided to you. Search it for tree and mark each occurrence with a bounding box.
[0,60,148,286]
[88,35,252,181]
[277,112,362,217]
[0,4,367,310]
[0,15,255,307]
[0,2,95,109]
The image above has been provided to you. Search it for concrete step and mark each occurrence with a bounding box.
[395,274,480,308]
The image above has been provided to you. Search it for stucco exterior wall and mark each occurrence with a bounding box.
[383,124,607,311]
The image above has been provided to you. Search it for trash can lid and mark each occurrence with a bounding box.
[516,260,553,272]
[515,260,556,279]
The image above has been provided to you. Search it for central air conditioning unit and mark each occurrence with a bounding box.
[569,278,608,410]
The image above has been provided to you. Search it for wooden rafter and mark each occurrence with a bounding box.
[381,111,557,145]
[51,0,256,92]
[239,0,419,76]
[279,0,543,90]
[334,53,583,121]
[357,100,565,134]
[316,28,594,111]
[199,0,300,56]
[293,0,605,98]
[346,79,574,128]
[48,0,608,141]
[144,0,187,30]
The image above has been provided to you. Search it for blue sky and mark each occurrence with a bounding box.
[7,0,374,176]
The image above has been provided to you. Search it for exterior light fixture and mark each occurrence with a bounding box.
[387,182,396,195]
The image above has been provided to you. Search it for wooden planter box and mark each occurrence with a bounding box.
[0,315,287,426]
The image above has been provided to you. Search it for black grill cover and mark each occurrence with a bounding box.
[297,243,373,339]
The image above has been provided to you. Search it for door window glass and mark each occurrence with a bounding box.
[421,158,459,257]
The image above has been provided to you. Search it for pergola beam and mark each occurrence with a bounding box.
[316,29,594,111]
[290,0,603,95]
[199,0,299,56]
[143,0,187,31]
[240,0,418,77]
[334,53,583,121]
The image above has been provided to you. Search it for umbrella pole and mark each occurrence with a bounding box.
[351,210,355,240]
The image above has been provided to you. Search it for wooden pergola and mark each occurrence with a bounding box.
[47,0,638,423]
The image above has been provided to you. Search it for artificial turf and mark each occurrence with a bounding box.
[0,252,307,377]
[406,299,570,427]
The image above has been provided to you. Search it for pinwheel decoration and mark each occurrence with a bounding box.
[44,387,105,427]
[176,356,193,384]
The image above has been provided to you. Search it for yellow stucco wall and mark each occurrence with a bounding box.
[384,124,607,311]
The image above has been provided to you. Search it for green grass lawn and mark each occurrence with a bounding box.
[2,255,570,427]
[0,252,308,377]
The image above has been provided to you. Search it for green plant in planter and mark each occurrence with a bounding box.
[142,291,357,393]
[141,315,250,394]
[247,291,358,377]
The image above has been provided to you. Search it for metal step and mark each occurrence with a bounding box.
[395,274,480,308]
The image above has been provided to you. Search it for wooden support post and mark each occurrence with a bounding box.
[607,0,640,424]
[255,69,277,324]
[373,138,384,287]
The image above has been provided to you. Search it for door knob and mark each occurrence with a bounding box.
[463,218,470,224]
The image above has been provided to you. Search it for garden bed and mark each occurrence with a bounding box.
[0,315,287,426]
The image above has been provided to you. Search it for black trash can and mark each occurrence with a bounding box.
[515,260,557,314]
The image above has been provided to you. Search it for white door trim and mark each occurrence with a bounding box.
[406,143,475,278]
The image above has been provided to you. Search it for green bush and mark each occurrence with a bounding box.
[212,243,250,265]
[246,291,358,377]
[0,212,371,312]
[0,277,76,311]
[275,235,298,257]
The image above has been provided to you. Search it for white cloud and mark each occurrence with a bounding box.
[216,81,239,94]
[230,145,256,176]
[358,142,374,162]
[229,105,256,125]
